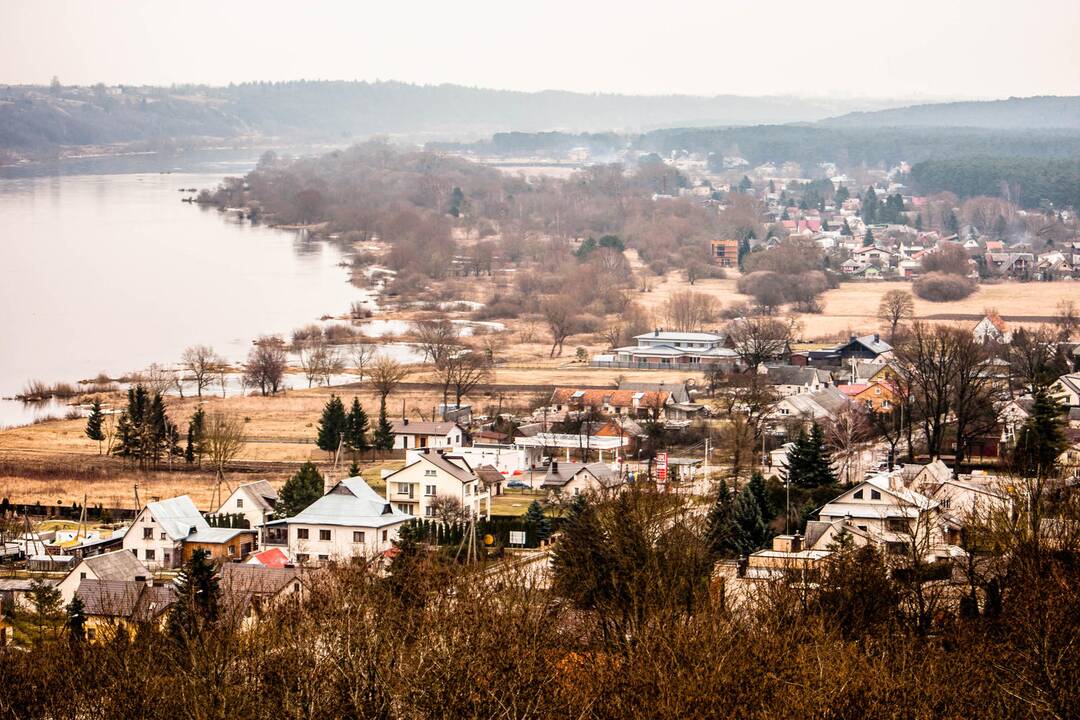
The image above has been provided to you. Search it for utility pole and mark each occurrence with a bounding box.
[703,437,710,491]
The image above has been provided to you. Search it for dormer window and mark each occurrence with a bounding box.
[854,489,863,500]
[871,490,881,500]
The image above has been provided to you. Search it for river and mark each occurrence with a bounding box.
[0,163,387,427]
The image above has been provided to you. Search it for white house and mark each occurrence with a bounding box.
[56,549,150,604]
[1052,374,1080,407]
[263,477,411,565]
[973,313,1011,345]
[383,449,490,519]
[540,460,621,496]
[391,419,464,449]
[123,495,209,570]
[216,480,279,535]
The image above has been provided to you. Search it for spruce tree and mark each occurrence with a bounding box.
[345,397,370,454]
[66,595,87,643]
[185,405,205,465]
[706,478,738,557]
[167,549,220,640]
[316,394,347,455]
[373,398,395,452]
[276,462,325,518]
[85,398,105,454]
[1011,386,1068,479]
[348,460,361,478]
[731,485,770,555]
[863,228,875,247]
[523,500,552,542]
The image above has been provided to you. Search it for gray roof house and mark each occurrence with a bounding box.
[56,548,151,603]
[541,461,622,495]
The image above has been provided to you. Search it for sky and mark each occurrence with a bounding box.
[2,0,1079,99]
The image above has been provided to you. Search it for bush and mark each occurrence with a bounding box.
[736,271,788,311]
[913,272,977,302]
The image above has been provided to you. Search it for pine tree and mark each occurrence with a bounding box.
[185,405,205,465]
[784,425,836,489]
[523,500,552,542]
[841,218,853,236]
[316,394,348,455]
[861,187,878,223]
[747,471,778,519]
[373,398,395,452]
[276,461,324,518]
[863,228,875,247]
[731,485,770,555]
[85,398,105,454]
[706,478,738,556]
[167,549,220,640]
[29,578,64,645]
[345,397,370,454]
[66,595,87,643]
[348,460,361,478]
[387,522,427,607]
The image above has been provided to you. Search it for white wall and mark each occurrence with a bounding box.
[121,508,184,570]
[287,521,405,565]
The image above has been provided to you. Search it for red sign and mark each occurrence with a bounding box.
[656,452,668,481]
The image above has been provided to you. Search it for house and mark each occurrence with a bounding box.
[595,329,740,369]
[1052,374,1080,407]
[218,563,307,628]
[1036,251,1073,281]
[123,496,246,569]
[852,245,893,266]
[0,578,44,616]
[973,312,1011,344]
[263,477,411,565]
[770,387,851,429]
[985,252,1034,278]
[541,461,621,495]
[550,387,671,419]
[815,474,951,559]
[382,448,490,519]
[759,365,834,397]
[56,549,150,604]
[617,380,692,404]
[75,579,175,640]
[837,380,899,412]
[710,239,740,267]
[183,526,258,565]
[216,480,278,535]
[833,334,893,363]
[391,419,464,450]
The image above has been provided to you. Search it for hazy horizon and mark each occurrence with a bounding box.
[3,0,1079,100]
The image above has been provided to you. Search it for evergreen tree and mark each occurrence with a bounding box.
[841,219,853,236]
[373,398,395,452]
[387,522,427,608]
[738,175,753,192]
[345,397,370,453]
[747,471,779,520]
[731,485,770,555]
[276,461,324,518]
[185,405,205,465]
[784,424,836,488]
[348,460,361,478]
[863,228,875,247]
[1011,386,1068,479]
[835,186,850,204]
[66,595,86,643]
[85,398,105,454]
[316,394,348,455]
[706,478,737,556]
[861,187,878,223]
[167,549,220,640]
[523,500,552,542]
[28,578,64,645]
[944,208,960,235]
[915,214,924,231]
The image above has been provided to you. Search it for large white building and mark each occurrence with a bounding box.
[383,449,490,519]
[592,330,740,369]
[391,419,464,449]
[264,477,411,565]
[122,496,207,570]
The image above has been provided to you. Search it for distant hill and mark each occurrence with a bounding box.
[820,95,1080,130]
[0,81,913,157]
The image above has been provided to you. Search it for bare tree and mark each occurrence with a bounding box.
[244,336,287,396]
[541,296,580,357]
[1054,300,1079,342]
[726,315,797,371]
[349,341,376,380]
[136,363,173,395]
[370,355,410,402]
[450,352,493,407]
[202,411,246,507]
[711,374,779,483]
[320,345,345,387]
[181,345,223,398]
[430,495,469,523]
[415,319,462,367]
[824,403,872,485]
[297,339,341,388]
[877,289,915,342]
[664,290,719,332]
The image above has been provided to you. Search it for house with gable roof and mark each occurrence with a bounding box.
[382,448,490,520]
[216,480,278,535]
[973,312,1011,344]
[55,548,150,604]
[122,495,255,570]
[594,329,740,369]
[263,477,411,565]
[76,579,176,640]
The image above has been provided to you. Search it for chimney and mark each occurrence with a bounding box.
[403,417,409,426]
[873,333,880,343]
[849,335,857,343]
[791,534,802,553]
[654,328,659,336]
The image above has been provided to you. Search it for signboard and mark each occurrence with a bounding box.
[509,530,526,546]
[656,452,668,481]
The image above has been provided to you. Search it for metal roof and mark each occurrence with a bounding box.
[268,477,410,529]
[145,495,209,541]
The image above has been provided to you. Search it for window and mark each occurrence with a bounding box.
[296,553,308,563]
[318,554,329,561]
[382,530,388,542]
[465,484,472,496]
[353,531,365,543]
[144,549,155,561]
[160,532,166,540]
[396,503,412,515]
[80,572,87,580]
[425,484,436,496]
[143,527,153,539]
[293,582,301,593]
[163,551,171,565]
[227,545,235,556]
[297,528,309,540]
[87,628,96,641]
[871,490,881,500]
[319,529,331,541]
[236,498,244,508]
[854,489,863,499]
[887,518,908,532]
[882,400,890,409]
[425,506,436,517]
[424,469,437,477]
[397,483,411,495]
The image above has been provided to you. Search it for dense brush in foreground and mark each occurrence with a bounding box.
[2,489,1078,719]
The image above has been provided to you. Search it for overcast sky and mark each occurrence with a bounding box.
[3,0,1079,99]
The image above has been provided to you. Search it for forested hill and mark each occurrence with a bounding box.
[820,95,1080,130]
[0,81,909,157]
